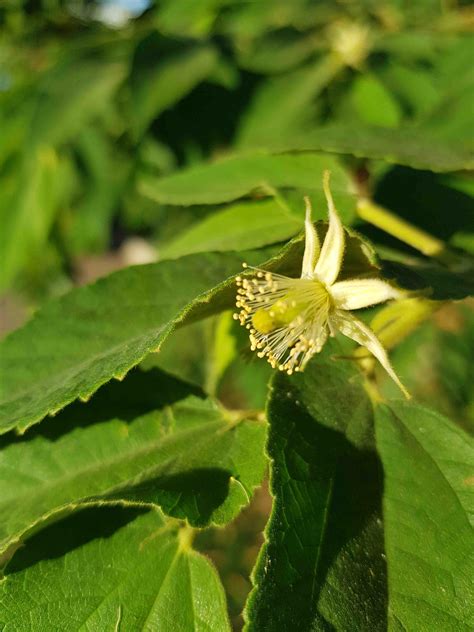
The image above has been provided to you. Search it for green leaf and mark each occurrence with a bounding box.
[138,152,356,219]
[0,253,235,434]
[31,57,126,148]
[141,315,222,390]
[374,31,439,63]
[375,401,474,631]
[382,257,474,301]
[131,37,217,138]
[0,508,231,632]
[0,244,301,435]
[236,29,317,74]
[0,368,267,557]
[420,81,474,146]
[161,198,301,259]
[66,127,130,254]
[245,342,387,631]
[237,55,343,147]
[378,63,440,118]
[0,148,70,292]
[351,74,402,128]
[380,307,474,430]
[271,125,474,172]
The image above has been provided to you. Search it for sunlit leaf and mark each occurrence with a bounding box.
[376,401,474,631]
[0,368,266,557]
[139,152,356,220]
[0,509,231,632]
[161,198,301,259]
[0,242,303,435]
[0,148,70,291]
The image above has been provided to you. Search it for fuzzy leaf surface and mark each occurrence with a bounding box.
[0,250,271,435]
[0,509,230,632]
[0,369,266,557]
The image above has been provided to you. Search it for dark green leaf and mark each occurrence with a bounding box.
[272,125,474,172]
[245,342,387,631]
[236,30,317,74]
[237,56,343,147]
[378,63,440,118]
[382,257,474,301]
[131,39,217,138]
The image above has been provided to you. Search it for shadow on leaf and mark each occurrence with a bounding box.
[5,506,149,574]
[247,351,387,631]
[111,467,232,527]
[0,367,202,448]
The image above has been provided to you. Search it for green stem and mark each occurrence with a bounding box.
[357,198,447,259]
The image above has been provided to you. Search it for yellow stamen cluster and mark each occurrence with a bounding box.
[234,264,331,375]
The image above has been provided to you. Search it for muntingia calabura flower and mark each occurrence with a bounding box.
[234,171,410,398]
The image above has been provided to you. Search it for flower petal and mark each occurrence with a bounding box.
[301,196,320,279]
[314,170,345,286]
[330,278,403,310]
[332,310,410,399]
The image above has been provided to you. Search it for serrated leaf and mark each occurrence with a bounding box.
[375,401,474,631]
[138,152,356,218]
[0,368,266,557]
[245,342,388,631]
[0,508,231,632]
[141,315,221,390]
[0,244,301,435]
[271,125,474,172]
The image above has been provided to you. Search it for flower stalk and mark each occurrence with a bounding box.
[357,198,447,258]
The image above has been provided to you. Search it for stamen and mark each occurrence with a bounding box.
[235,265,331,374]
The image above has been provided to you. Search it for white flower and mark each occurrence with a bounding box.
[234,171,410,398]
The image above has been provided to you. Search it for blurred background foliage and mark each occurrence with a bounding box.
[1,0,473,626]
[1,0,473,305]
